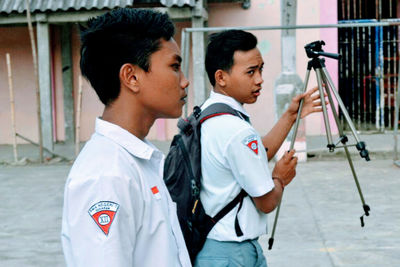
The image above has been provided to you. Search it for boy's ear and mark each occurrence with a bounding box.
[119,63,140,93]
[215,69,227,87]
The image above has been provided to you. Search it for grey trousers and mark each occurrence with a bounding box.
[194,238,268,267]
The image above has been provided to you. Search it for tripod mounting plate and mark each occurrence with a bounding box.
[305,40,342,60]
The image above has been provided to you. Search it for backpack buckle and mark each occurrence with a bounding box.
[191,180,200,196]
[193,106,201,119]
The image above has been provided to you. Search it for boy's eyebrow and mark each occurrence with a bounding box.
[174,54,182,63]
[247,62,264,70]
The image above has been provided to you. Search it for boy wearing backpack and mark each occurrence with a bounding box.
[61,9,191,267]
[194,30,324,266]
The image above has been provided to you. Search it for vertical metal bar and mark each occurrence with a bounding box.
[375,26,381,129]
[356,24,361,128]
[380,25,385,130]
[388,26,392,129]
[341,0,345,20]
[368,26,373,127]
[362,25,367,129]
[351,24,355,126]
[378,0,382,20]
[394,35,400,162]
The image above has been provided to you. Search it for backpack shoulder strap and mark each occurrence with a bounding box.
[212,189,248,237]
[198,103,244,124]
[212,189,247,222]
[197,103,249,237]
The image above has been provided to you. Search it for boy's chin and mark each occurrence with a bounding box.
[243,98,258,105]
[163,109,183,119]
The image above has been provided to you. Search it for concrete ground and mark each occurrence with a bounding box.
[0,135,399,266]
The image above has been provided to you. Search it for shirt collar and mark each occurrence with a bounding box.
[208,90,250,117]
[95,118,161,160]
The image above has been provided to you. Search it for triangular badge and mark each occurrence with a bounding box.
[243,134,259,155]
[88,201,120,235]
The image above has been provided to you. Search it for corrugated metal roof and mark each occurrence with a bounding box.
[0,0,195,14]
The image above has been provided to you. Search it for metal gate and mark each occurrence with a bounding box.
[338,0,399,131]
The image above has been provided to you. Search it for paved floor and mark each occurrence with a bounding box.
[0,156,399,266]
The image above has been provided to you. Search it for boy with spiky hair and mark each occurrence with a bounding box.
[61,8,191,267]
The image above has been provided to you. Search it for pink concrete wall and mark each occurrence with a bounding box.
[0,26,39,144]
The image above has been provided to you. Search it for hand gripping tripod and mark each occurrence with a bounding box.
[268,40,371,250]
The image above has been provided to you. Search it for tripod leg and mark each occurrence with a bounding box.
[290,69,312,148]
[342,144,370,227]
[268,67,312,250]
[321,67,370,161]
[315,68,335,151]
[321,71,370,227]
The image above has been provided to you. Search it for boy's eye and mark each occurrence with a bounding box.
[172,63,181,71]
[247,70,255,75]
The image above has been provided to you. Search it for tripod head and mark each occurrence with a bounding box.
[305,40,342,60]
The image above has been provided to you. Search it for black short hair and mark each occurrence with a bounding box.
[205,30,258,86]
[80,8,175,105]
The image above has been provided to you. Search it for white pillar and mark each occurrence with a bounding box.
[191,0,208,106]
[36,14,54,152]
[274,0,306,161]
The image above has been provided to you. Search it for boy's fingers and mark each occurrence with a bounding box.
[293,93,303,102]
[308,86,319,95]
[287,149,296,157]
[284,150,296,161]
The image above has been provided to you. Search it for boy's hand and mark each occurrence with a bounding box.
[287,86,328,119]
[272,150,298,187]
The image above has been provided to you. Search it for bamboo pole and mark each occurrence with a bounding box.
[75,75,83,157]
[25,0,44,163]
[6,53,18,162]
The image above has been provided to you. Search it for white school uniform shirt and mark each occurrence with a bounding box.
[200,91,275,242]
[61,118,191,267]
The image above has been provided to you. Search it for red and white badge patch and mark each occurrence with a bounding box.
[88,201,119,235]
[242,134,259,155]
[151,186,161,200]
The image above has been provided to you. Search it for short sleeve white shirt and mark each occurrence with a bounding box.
[200,91,275,242]
[61,118,191,267]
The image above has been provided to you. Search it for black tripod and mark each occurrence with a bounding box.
[268,40,371,250]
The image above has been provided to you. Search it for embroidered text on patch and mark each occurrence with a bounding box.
[88,201,119,235]
[242,134,259,155]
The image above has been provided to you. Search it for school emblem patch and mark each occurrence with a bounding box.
[88,201,119,235]
[242,134,259,155]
